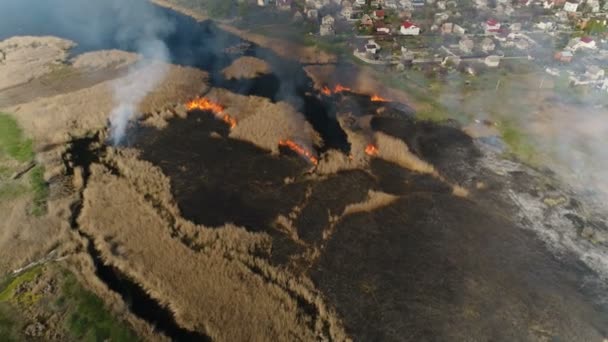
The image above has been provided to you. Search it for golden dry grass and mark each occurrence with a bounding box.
[222,56,271,80]
[374,132,437,175]
[4,64,207,147]
[200,89,321,153]
[342,190,399,217]
[78,153,349,341]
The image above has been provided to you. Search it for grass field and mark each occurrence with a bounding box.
[0,113,34,162]
[0,113,48,215]
[0,266,137,341]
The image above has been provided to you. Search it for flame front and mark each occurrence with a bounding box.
[365,144,379,156]
[321,84,351,96]
[187,97,237,128]
[279,139,318,165]
[334,84,351,93]
[371,95,389,102]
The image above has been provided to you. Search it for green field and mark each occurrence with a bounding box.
[0,113,48,215]
[0,266,138,341]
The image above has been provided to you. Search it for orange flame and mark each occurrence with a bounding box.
[186,97,237,128]
[321,84,352,96]
[365,144,379,156]
[371,94,389,102]
[334,84,351,93]
[321,86,332,96]
[279,139,318,165]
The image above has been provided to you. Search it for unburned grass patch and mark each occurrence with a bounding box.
[0,113,33,162]
[60,271,138,342]
[29,166,48,217]
[0,266,43,305]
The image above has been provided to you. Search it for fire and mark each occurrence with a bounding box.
[321,84,351,96]
[279,139,318,166]
[334,84,351,93]
[365,144,379,156]
[186,97,237,128]
[321,86,332,96]
[371,94,389,102]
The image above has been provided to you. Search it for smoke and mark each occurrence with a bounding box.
[103,1,174,144]
[0,0,175,144]
[109,39,171,144]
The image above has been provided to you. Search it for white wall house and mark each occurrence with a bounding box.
[400,21,421,35]
[564,1,579,12]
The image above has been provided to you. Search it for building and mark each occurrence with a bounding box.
[361,14,374,27]
[277,0,292,10]
[307,9,319,20]
[340,6,353,19]
[554,50,573,63]
[373,10,385,20]
[564,1,579,12]
[585,65,605,80]
[481,37,496,52]
[400,21,421,35]
[485,55,500,67]
[320,15,335,36]
[453,24,466,35]
[441,22,453,34]
[459,37,474,53]
[365,40,381,54]
[375,22,391,34]
[484,19,501,33]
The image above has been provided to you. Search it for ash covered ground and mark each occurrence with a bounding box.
[0,1,608,341]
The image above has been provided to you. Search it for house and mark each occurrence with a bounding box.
[437,0,446,9]
[258,0,270,6]
[293,11,304,22]
[361,14,374,27]
[453,24,466,35]
[554,50,573,62]
[412,0,425,6]
[375,21,391,34]
[307,9,319,20]
[340,6,353,19]
[564,1,578,12]
[434,12,450,24]
[484,19,501,33]
[545,67,561,76]
[365,40,381,54]
[320,24,335,36]
[355,0,367,6]
[535,21,554,31]
[373,10,385,20]
[585,65,605,80]
[515,39,530,50]
[385,0,399,8]
[510,23,522,32]
[459,37,474,53]
[569,36,597,50]
[481,37,496,52]
[322,14,335,26]
[441,22,453,34]
[277,0,292,10]
[485,55,500,67]
[400,21,421,35]
[320,15,335,36]
[588,0,601,12]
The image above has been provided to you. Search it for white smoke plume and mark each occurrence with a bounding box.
[110,39,170,144]
[105,0,174,144]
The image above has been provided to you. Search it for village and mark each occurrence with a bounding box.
[254,0,608,92]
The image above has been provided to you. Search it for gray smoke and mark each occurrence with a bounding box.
[103,1,174,144]
[110,39,171,144]
[0,0,175,144]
